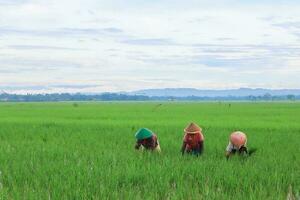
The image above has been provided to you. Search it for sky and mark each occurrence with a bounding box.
[0,0,300,94]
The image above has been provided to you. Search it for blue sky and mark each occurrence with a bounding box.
[0,0,300,94]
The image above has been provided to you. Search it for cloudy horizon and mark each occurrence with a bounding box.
[1,0,300,94]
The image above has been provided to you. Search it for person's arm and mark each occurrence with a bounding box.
[150,135,157,150]
[225,151,231,159]
[198,140,204,154]
[181,142,187,155]
[225,142,233,159]
[239,146,248,154]
[135,140,142,150]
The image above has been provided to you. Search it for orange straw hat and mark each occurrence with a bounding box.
[230,131,247,148]
[184,122,202,134]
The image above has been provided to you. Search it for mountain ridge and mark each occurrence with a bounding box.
[129,88,300,97]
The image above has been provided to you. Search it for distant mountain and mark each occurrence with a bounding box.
[130,88,300,97]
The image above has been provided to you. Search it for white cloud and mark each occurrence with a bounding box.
[1,0,300,93]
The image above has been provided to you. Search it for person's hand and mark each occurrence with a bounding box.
[181,149,185,156]
[239,146,248,155]
[225,152,231,159]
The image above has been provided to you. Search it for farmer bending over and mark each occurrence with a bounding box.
[135,128,161,152]
[226,131,248,159]
[181,122,204,156]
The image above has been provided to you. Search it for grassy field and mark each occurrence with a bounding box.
[0,102,299,199]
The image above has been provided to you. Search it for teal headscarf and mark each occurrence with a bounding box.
[135,128,153,140]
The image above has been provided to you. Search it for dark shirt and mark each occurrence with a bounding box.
[135,134,158,150]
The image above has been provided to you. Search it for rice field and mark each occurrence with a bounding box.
[0,102,299,199]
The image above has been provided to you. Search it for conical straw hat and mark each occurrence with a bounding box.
[230,131,247,147]
[184,122,202,134]
[135,128,153,140]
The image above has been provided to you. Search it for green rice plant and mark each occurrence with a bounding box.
[0,102,299,199]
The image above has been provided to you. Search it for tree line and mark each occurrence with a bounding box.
[0,92,299,102]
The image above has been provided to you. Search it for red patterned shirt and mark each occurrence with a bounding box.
[183,132,204,150]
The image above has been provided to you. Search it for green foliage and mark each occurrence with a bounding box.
[0,102,299,199]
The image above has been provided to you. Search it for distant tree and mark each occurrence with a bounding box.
[287,94,296,101]
[263,93,272,101]
[248,95,257,101]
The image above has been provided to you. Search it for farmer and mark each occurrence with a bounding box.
[225,131,248,159]
[134,128,161,152]
[181,122,204,156]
